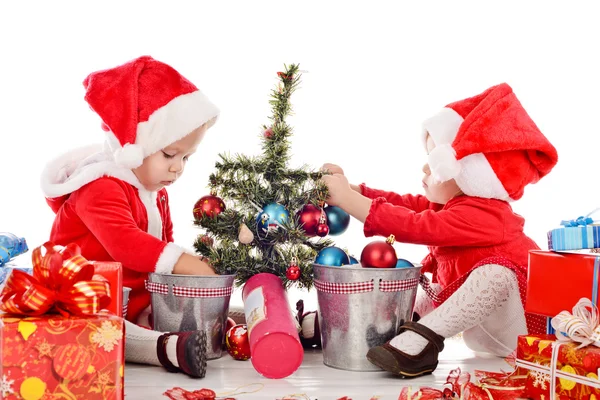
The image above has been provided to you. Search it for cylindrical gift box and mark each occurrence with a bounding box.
[242,272,303,378]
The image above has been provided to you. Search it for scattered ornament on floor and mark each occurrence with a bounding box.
[286,258,301,281]
[324,205,350,236]
[314,246,350,267]
[360,234,398,268]
[296,300,321,349]
[397,367,526,400]
[193,194,226,219]
[395,258,414,268]
[296,204,323,237]
[237,223,254,244]
[225,324,251,360]
[164,383,264,400]
[256,202,289,234]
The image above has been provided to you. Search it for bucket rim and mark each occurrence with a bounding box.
[148,273,237,278]
[313,263,422,271]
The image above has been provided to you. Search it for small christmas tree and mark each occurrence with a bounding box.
[193,64,346,289]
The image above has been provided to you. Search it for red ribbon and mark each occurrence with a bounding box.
[0,242,111,316]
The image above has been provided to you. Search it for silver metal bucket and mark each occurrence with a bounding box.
[146,273,235,360]
[314,263,421,371]
[122,287,131,318]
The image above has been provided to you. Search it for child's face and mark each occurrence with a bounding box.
[133,124,208,191]
[422,135,462,204]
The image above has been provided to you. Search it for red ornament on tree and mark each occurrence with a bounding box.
[225,324,251,361]
[286,259,301,280]
[296,204,324,237]
[316,223,329,237]
[193,194,225,219]
[264,127,273,138]
[360,235,398,268]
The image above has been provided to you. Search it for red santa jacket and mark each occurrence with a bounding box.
[41,145,188,324]
[360,184,539,289]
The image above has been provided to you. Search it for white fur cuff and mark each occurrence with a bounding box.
[155,242,186,274]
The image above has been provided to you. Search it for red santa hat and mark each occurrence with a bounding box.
[83,56,220,168]
[422,83,558,201]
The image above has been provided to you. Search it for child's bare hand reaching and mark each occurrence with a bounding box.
[321,173,352,208]
[321,163,345,176]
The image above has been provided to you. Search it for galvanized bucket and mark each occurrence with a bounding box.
[146,273,235,360]
[122,287,131,318]
[314,263,421,371]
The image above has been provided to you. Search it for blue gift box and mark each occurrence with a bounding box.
[547,225,600,251]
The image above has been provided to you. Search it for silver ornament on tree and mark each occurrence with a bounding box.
[238,223,254,244]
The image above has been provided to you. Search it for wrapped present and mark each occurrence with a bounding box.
[0,242,124,399]
[526,250,600,317]
[1,314,124,400]
[548,210,600,251]
[92,262,123,317]
[516,299,600,399]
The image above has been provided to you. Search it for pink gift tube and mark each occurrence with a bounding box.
[242,272,303,378]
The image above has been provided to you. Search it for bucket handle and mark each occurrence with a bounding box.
[145,280,233,298]
[314,279,374,294]
[378,277,419,292]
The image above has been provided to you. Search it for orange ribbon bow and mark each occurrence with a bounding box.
[0,242,111,316]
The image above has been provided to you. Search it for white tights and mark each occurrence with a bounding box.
[391,264,527,357]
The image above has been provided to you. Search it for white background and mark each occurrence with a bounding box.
[1,1,599,306]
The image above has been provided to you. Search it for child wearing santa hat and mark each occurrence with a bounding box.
[321,83,558,378]
[41,56,220,378]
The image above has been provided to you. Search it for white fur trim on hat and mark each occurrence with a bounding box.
[136,90,219,158]
[422,107,464,148]
[428,143,461,182]
[155,242,186,274]
[113,143,144,168]
[454,153,511,201]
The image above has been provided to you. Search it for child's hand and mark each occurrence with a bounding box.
[321,173,352,207]
[173,253,217,276]
[321,163,344,175]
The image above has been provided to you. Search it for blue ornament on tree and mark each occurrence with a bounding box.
[315,247,350,267]
[324,206,350,236]
[395,259,414,268]
[256,203,290,233]
[349,256,359,264]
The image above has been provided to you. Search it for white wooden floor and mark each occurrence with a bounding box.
[124,336,510,400]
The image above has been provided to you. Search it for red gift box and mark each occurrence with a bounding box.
[0,314,124,400]
[516,334,600,399]
[92,262,123,317]
[526,250,600,317]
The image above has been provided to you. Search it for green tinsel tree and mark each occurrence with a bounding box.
[193,64,337,289]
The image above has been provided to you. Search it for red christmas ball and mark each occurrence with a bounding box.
[193,195,225,219]
[264,127,273,138]
[316,223,329,237]
[225,324,251,361]
[360,238,397,268]
[286,265,301,280]
[297,204,324,237]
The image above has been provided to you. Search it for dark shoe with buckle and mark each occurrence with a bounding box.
[366,321,445,378]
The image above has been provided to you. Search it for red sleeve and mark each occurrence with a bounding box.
[363,196,505,247]
[359,183,434,213]
[75,179,181,274]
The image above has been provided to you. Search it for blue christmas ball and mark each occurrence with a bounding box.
[256,203,289,233]
[324,206,350,236]
[395,259,414,268]
[315,247,351,267]
[349,256,359,264]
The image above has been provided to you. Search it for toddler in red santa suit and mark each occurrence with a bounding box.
[41,56,219,378]
[321,83,558,378]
